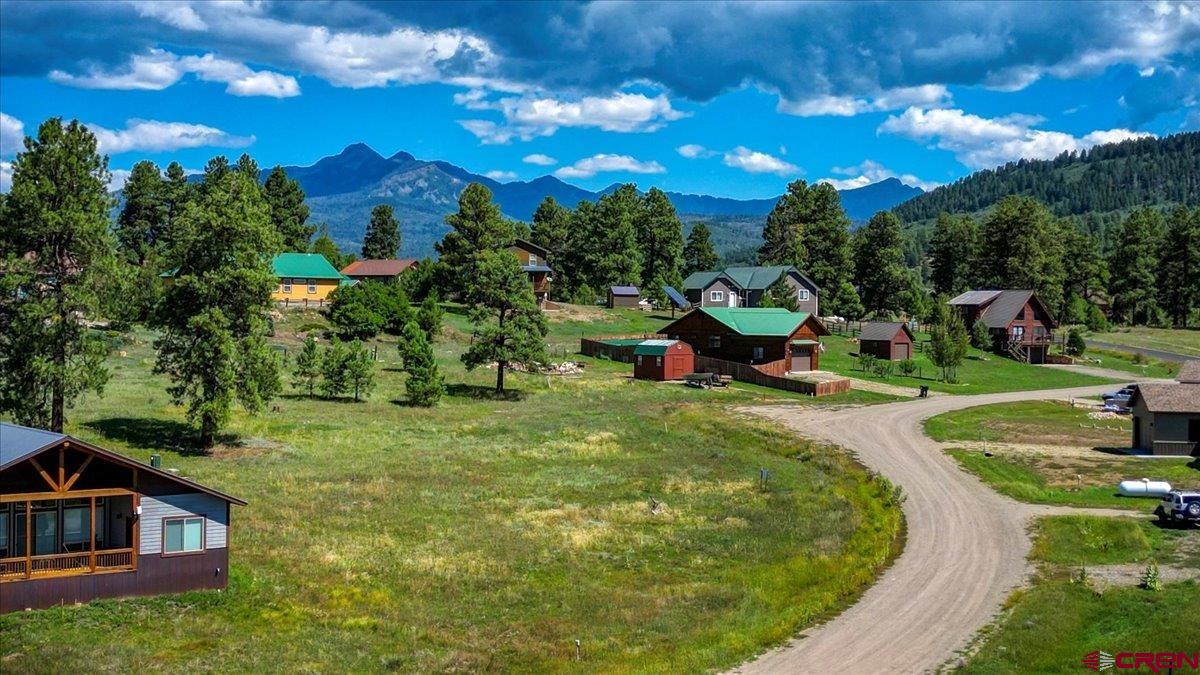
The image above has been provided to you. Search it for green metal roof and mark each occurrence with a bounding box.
[600,338,646,347]
[633,339,678,356]
[272,253,344,280]
[700,308,811,336]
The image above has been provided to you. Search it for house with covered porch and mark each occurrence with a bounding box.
[660,307,828,374]
[947,289,1058,364]
[1,422,245,612]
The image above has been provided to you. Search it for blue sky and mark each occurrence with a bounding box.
[1,1,1198,198]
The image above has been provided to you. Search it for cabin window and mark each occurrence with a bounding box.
[798,289,809,301]
[710,290,724,303]
[163,516,205,554]
[656,356,663,366]
[282,279,293,293]
[708,335,721,349]
[753,346,764,360]
[636,355,643,365]
[306,279,317,294]
[529,254,538,265]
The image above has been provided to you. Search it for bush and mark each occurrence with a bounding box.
[1065,328,1087,356]
[1140,561,1162,591]
[1084,303,1110,332]
[874,360,894,378]
[327,281,413,340]
[857,352,878,374]
[898,359,916,376]
[970,319,991,350]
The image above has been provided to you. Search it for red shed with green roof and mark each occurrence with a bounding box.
[633,339,694,380]
[660,307,829,374]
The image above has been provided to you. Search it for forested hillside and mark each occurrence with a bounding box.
[895,132,1200,225]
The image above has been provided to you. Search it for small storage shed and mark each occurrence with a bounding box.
[633,340,694,381]
[609,286,641,308]
[858,322,914,361]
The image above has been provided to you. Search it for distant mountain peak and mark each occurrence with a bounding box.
[338,142,382,157]
[388,150,415,162]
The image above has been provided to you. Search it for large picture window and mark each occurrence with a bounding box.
[164,516,205,555]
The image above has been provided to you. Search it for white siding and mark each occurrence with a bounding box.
[139,493,228,553]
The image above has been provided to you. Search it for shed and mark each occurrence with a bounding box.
[633,340,694,381]
[608,285,641,308]
[1129,379,1200,456]
[858,322,914,361]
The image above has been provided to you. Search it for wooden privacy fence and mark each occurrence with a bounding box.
[579,336,660,363]
[693,355,850,397]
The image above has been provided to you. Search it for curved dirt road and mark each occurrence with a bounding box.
[733,384,1125,674]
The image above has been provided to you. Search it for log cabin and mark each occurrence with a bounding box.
[947,290,1058,364]
[0,423,245,612]
[661,307,829,374]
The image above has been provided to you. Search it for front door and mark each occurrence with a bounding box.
[791,347,811,372]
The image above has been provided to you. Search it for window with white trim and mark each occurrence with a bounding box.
[163,516,205,554]
[798,289,809,301]
[710,290,724,303]
[307,279,317,294]
[282,279,293,293]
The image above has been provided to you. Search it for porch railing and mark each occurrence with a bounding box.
[0,548,135,581]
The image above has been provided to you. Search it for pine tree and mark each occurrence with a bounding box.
[801,182,861,317]
[292,336,321,397]
[975,196,1066,312]
[417,294,443,342]
[593,185,643,288]
[929,212,979,296]
[320,337,350,398]
[461,249,549,392]
[1109,208,1164,325]
[929,302,968,382]
[854,211,908,317]
[152,165,282,447]
[362,204,402,259]
[0,118,113,431]
[637,188,685,291]
[311,223,350,269]
[1060,227,1107,319]
[1157,206,1200,327]
[235,153,260,186]
[758,180,810,267]
[115,160,166,265]
[530,196,572,294]
[436,183,513,296]
[162,161,193,235]
[399,320,444,406]
[760,273,800,311]
[683,222,720,276]
[263,166,314,251]
[343,340,376,402]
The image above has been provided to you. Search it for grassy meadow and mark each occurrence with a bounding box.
[0,308,904,672]
[1089,326,1200,358]
[925,400,1132,447]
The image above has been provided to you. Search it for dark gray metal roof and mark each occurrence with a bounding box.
[948,290,1003,306]
[0,422,67,468]
[978,290,1035,329]
[610,285,640,295]
[858,322,910,342]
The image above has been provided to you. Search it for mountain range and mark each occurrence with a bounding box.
[271,143,923,257]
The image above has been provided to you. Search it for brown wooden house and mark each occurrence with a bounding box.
[1130,368,1200,456]
[510,239,551,306]
[858,322,914,361]
[1,423,245,613]
[947,290,1057,364]
[661,307,829,374]
[608,286,641,308]
[633,340,694,381]
[341,259,419,283]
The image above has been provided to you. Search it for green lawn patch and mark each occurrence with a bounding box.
[1031,516,1159,566]
[1089,326,1200,358]
[820,335,1119,395]
[1075,347,1179,379]
[926,401,1130,447]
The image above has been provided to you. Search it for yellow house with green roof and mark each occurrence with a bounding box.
[271,252,351,305]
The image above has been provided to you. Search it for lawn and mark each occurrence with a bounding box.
[0,311,903,673]
[947,449,1198,511]
[1030,516,1165,566]
[820,334,1120,395]
[442,302,674,352]
[925,401,1131,447]
[1072,347,1180,379]
[1089,326,1200,358]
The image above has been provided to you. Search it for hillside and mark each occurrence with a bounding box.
[894,132,1200,229]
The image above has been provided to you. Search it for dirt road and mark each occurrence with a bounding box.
[732,383,1126,674]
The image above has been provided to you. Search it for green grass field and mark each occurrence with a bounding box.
[0,313,903,672]
[1031,516,1162,566]
[1089,326,1200,358]
[925,401,1131,447]
[820,334,1120,395]
[1076,347,1180,379]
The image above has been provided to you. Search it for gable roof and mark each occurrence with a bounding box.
[273,253,344,280]
[948,290,1003,306]
[949,289,1058,329]
[0,422,246,505]
[512,238,550,258]
[1177,360,1200,384]
[341,259,418,277]
[695,307,824,337]
[634,339,685,356]
[858,321,913,342]
[683,265,820,293]
[1131,382,1200,414]
[610,285,640,296]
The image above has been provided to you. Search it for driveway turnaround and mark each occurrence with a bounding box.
[733,383,1125,675]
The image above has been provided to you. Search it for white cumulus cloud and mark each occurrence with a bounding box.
[676,144,717,159]
[553,154,666,179]
[87,119,255,155]
[460,91,685,144]
[779,85,951,117]
[878,106,1154,169]
[1,112,25,157]
[0,161,12,193]
[50,49,300,98]
[522,153,557,166]
[128,0,207,31]
[722,146,799,176]
[818,160,941,191]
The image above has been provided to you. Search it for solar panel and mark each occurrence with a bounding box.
[663,285,688,309]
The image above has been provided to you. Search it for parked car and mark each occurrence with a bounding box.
[1101,401,1131,414]
[1102,385,1137,401]
[1155,490,1200,525]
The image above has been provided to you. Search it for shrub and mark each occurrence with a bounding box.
[898,359,916,376]
[1084,303,1110,332]
[1140,561,1162,591]
[857,352,878,374]
[970,319,991,350]
[1065,328,1087,357]
[327,281,413,339]
[874,360,894,378]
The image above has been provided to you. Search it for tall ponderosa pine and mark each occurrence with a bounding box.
[115,160,166,265]
[0,118,113,432]
[593,184,644,288]
[854,211,908,317]
[436,183,513,296]
[461,249,549,393]
[801,182,861,318]
[637,188,685,292]
[162,161,193,234]
[153,167,282,447]
[311,223,351,269]
[398,320,444,406]
[1158,206,1200,328]
[362,204,402,259]
[758,180,811,267]
[1059,227,1107,320]
[263,166,314,251]
[235,154,260,186]
[975,196,1066,312]
[929,212,978,296]
[1108,208,1164,325]
[683,222,720,276]
[530,196,572,293]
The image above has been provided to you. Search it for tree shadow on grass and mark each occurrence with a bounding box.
[84,417,228,456]
[445,383,527,401]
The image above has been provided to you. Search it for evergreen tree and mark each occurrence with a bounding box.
[1108,208,1164,325]
[202,155,230,185]
[683,222,720,276]
[0,118,113,431]
[235,153,260,186]
[1158,206,1200,327]
[637,188,685,291]
[929,212,979,296]
[758,180,810,267]
[593,185,643,287]
[801,182,861,317]
[530,196,573,294]
[343,340,376,402]
[162,161,193,235]
[759,273,800,311]
[311,223,351,269]
[362,204,402,259]
[898,269,932,322]
[461,249,549,392]
[975,196,1066,312]
[417,294,444,342]
[970,319,991,350]
[1060,227,1107,318]
[854,211,908,316]
[320,337,350,398]
[398,320,444,406]
[929,302,968,382]
[436,183,513,296]
[152,166,282,447]
[115,160,166,265]
[292,336,321,397]
[263,166,314,251]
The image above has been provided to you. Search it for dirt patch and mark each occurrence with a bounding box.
[208,436,288,459]
[1083,562,1200,589]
